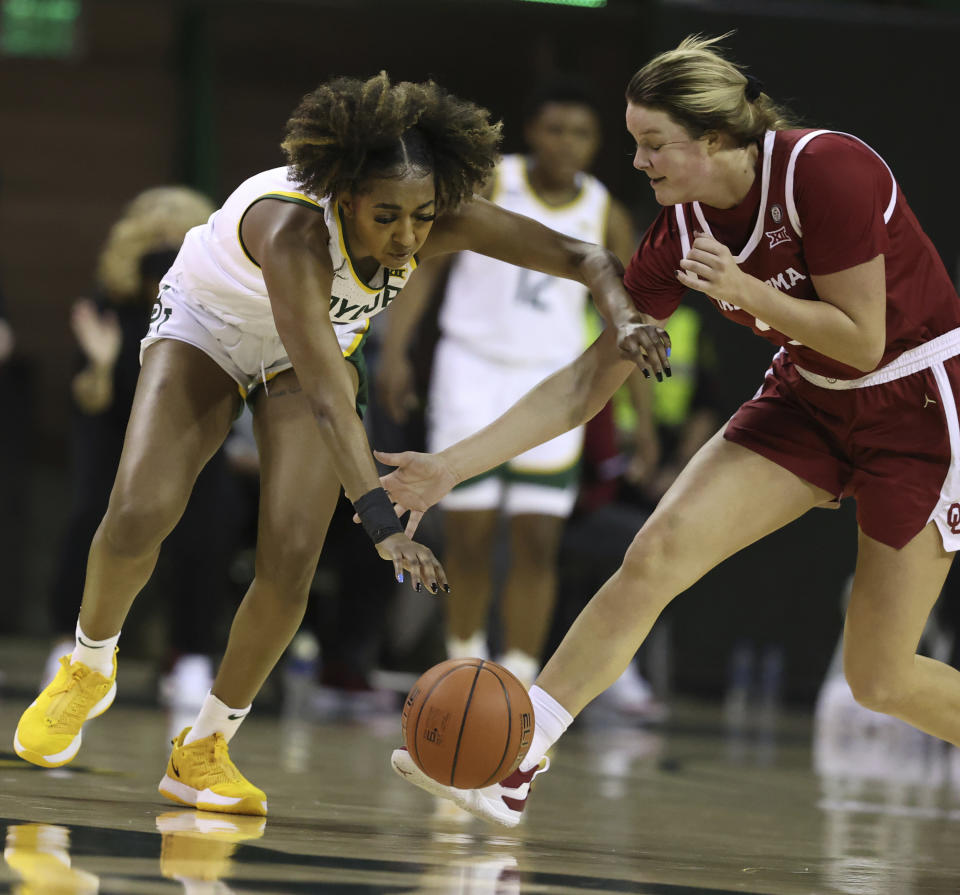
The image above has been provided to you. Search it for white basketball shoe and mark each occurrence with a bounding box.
[390,747,549,828]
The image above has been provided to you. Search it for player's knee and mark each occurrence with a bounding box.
[845,664,910,714]
[510,516,563,564]
[100,492,182,557]
[256,528,323,597]
[444,511,496,557]
[620,516,681,584]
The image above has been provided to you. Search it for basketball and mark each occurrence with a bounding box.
[401,658,534,789]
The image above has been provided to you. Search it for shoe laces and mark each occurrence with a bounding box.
[45,665,102,730]
[190,735,246,787]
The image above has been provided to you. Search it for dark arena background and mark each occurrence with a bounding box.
[1,1,960,892]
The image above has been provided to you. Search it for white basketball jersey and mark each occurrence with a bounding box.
[438,154,609,366]
[161,167,417,351]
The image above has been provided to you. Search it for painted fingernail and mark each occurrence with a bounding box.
[443,584,451,593]
[666,346,671,357]
[397,572,404,583]
[643,369,651,379]
[430,582,439,594]
[656,372,663,382]
[665,367,672,377]
[415,582,422,592]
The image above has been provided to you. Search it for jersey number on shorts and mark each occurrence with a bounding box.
[150,299,172,331]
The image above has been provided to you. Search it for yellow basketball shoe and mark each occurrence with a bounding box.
[13,650,117,768]
[158,728,268,817]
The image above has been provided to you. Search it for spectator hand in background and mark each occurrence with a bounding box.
[71,298,121,369]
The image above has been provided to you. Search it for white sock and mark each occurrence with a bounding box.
[183,692,251,744]
[519,685,572,772]
[71,622,119,676]
[446,632,488,661]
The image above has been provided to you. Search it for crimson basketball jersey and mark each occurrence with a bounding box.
[624,129,960,380]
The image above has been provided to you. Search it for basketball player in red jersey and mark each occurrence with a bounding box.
[386,33,960,826]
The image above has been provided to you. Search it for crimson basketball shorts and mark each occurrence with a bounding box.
[725,329,960,550]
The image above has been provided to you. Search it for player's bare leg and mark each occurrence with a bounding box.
[443,509,498,653]
[500,512,565,683]
[16,340,238,769]
[212,366,350,709]
[843,523,960,743]
[536,430,832,715]
[79,340,240,638]
[159,365,353,816]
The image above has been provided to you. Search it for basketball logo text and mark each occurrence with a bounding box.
[765,226,792,249]
[948,503,960,534]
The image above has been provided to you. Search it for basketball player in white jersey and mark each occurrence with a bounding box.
[12,73,667,816]
[378,81,639,688]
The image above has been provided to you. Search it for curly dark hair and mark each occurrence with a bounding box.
[281,72,502,211]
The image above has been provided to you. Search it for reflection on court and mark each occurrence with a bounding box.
[2,695,960,894]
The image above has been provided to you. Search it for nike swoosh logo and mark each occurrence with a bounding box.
[227,713,246,721]
[77,636,105,648]
[172,762,180,778]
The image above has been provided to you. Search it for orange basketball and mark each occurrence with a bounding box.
[401,658,534,789]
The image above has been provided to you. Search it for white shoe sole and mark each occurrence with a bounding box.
[158,774,268,816]
[390,749,519,828]
[13,681,116,768]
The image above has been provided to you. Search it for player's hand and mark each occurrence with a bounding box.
[677,234,747,303]
[375,532,449,594]
[373,449,459,537]
[71,299,121,368]
[376,354,418,425]
[615,318,671,381]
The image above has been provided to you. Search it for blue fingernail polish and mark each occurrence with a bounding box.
[666,346,671,357]
[397,572,404,583]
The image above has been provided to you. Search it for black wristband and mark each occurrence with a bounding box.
[353,487,404,544]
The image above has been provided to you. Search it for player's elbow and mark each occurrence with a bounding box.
[847,331,886,373]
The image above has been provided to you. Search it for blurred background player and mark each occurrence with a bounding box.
[41,186,235,724]
[378,79,637,688]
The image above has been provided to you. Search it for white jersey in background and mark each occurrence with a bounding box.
[161,166,417,354]
[429,154,611,515]
[438,153,609,366]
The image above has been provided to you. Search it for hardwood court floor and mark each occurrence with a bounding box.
[1,694,959,894]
